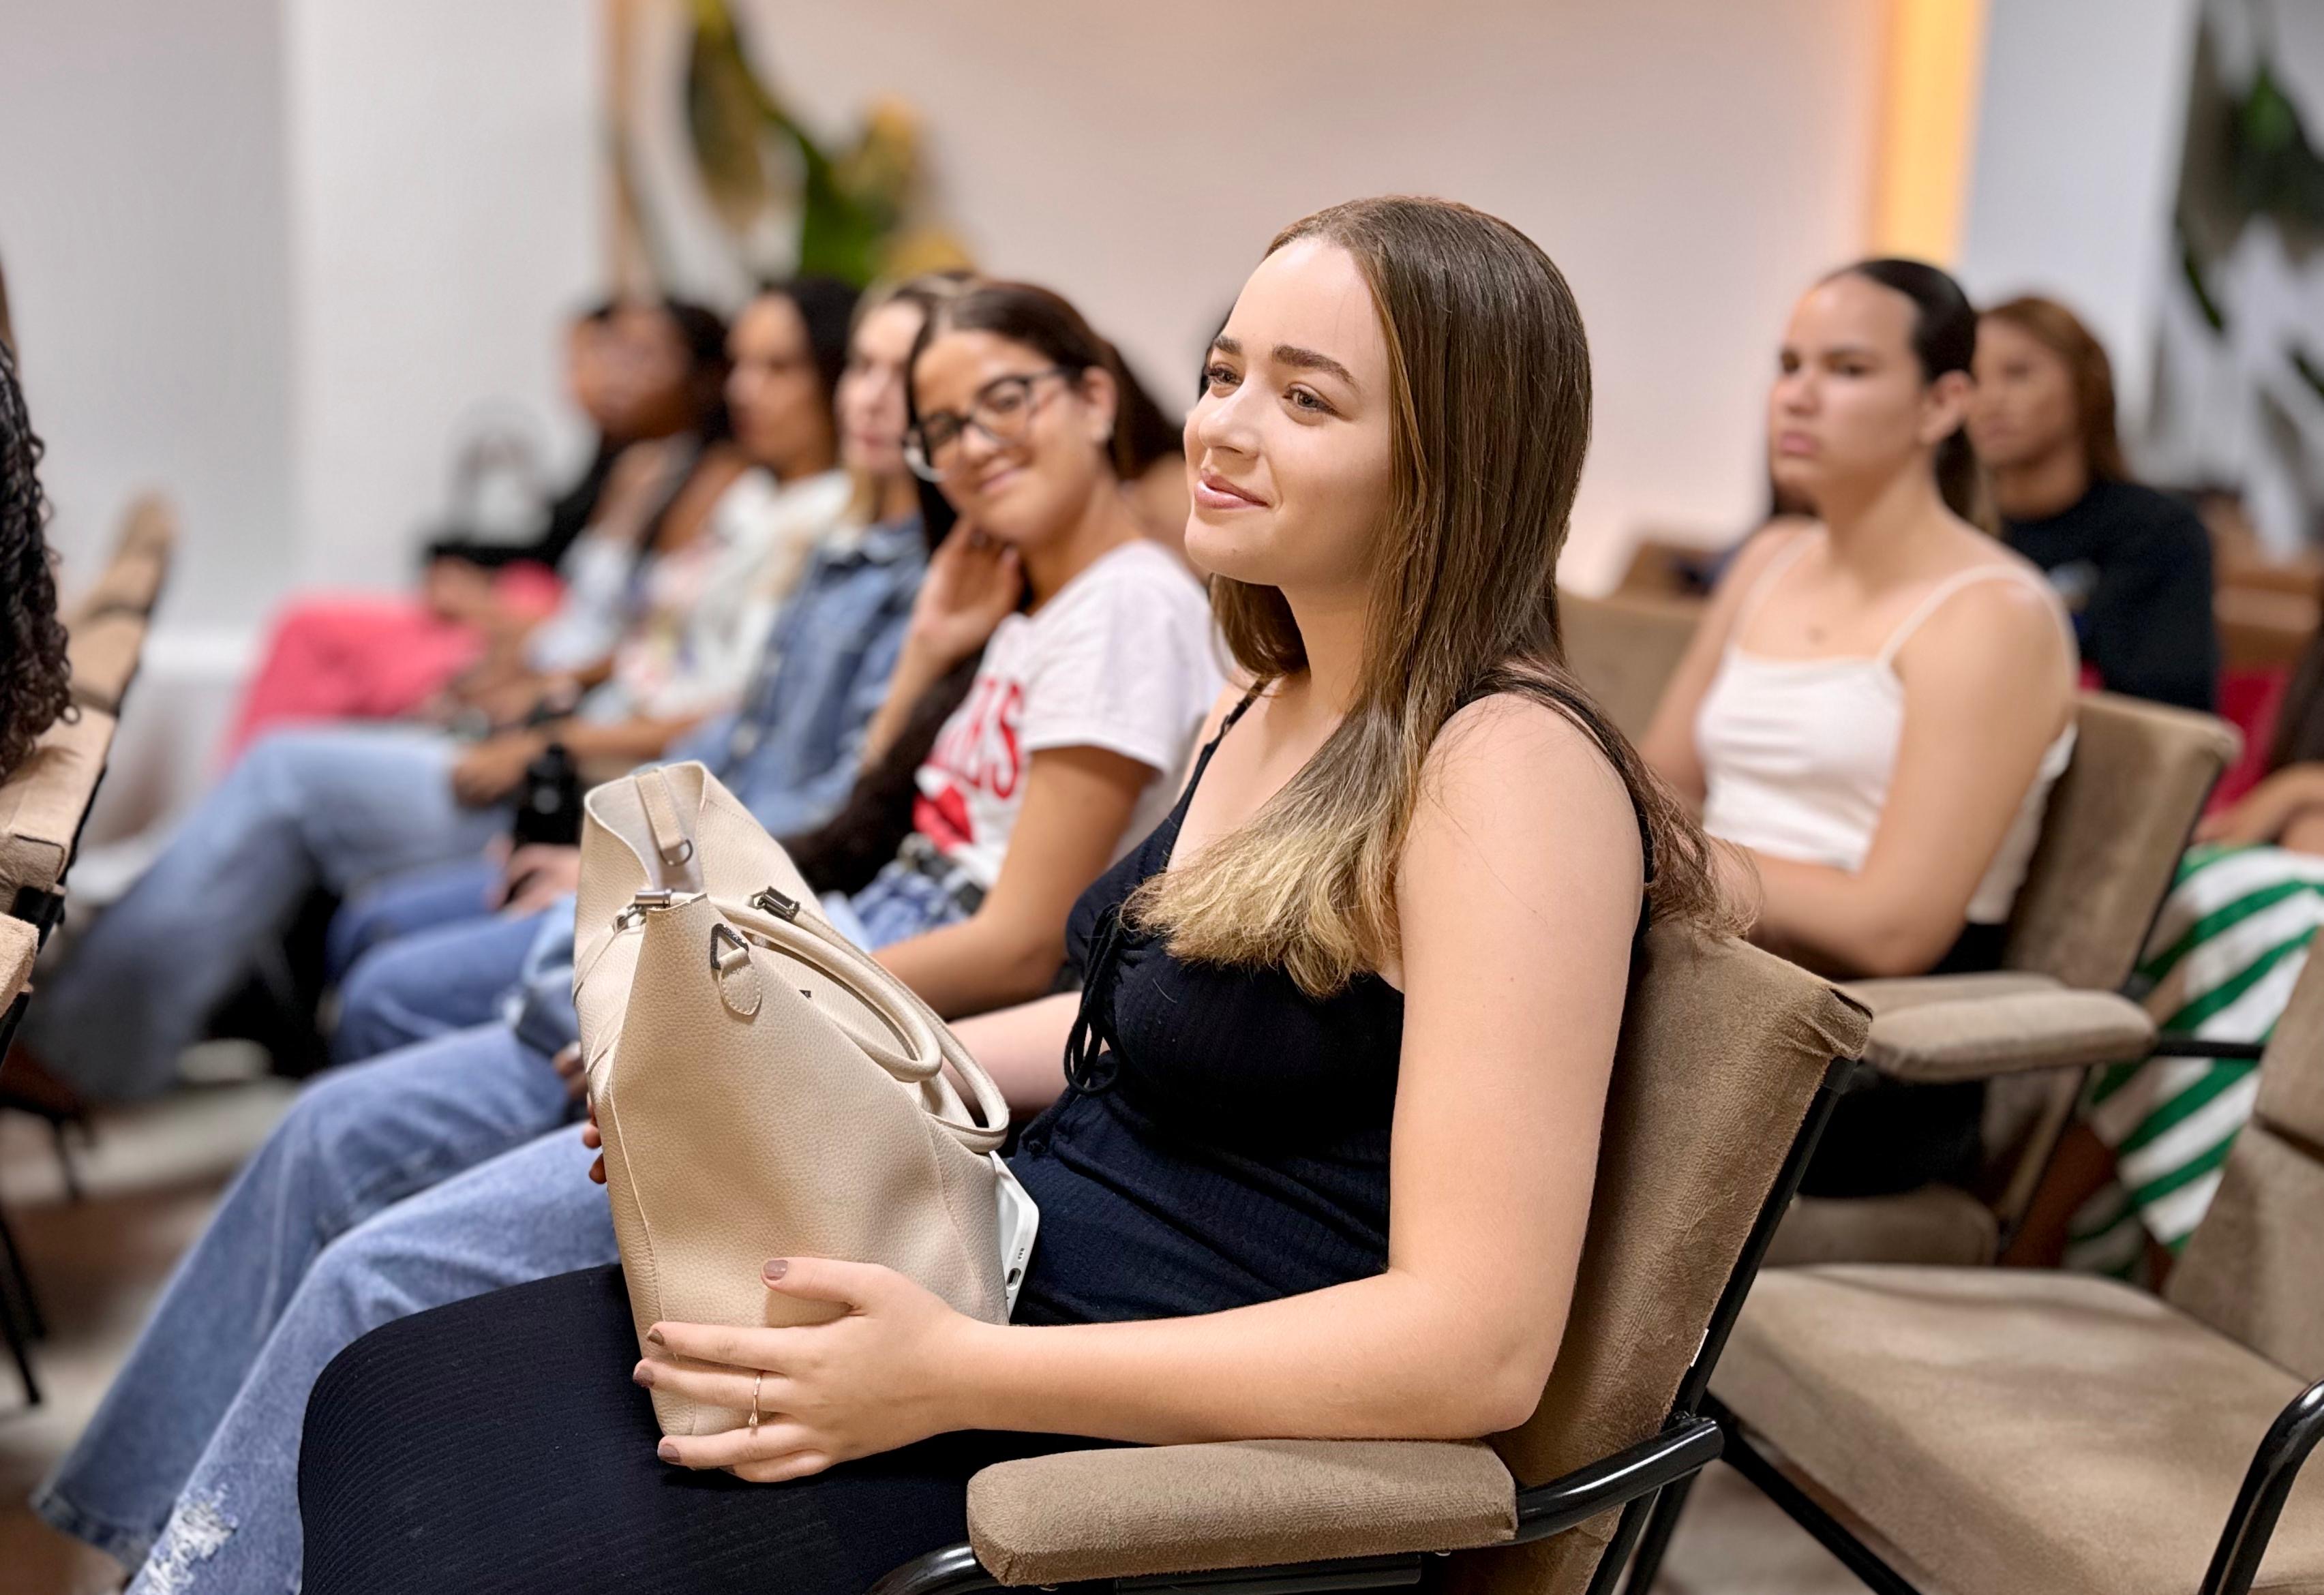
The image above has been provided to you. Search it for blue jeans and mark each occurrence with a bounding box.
[323,857,502,984]
[32,1024,597,1590]
[331,906,551,1065]
[25,726,507,1099]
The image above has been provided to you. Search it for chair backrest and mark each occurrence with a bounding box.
[2002,693,2237,991]
[2167,952,2324,1381]
[68,496,177,628]
[0,708,119,907]
[1449,922,1869,1595]
[66,610,149,715]
[1558,592,1700,744]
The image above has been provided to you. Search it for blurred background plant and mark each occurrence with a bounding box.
[611,0,970,293]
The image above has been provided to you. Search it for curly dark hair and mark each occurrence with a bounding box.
[0,334,72,778]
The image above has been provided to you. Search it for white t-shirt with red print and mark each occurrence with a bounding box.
[913,538,1224,891]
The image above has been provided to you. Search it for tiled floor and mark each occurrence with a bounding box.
[0,1080,1864,1595]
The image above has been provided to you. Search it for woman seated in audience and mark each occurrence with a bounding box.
[5,279,858,1106]
[318,274,969,1057]
[1639,259,2078,1200]
[286,195,1719,1594]
[0,326,70,783]
[1970,293,2218,713]
[33,275,1224,1594]
[322,281,1197,1045]
[218,299,734,759]
[2013,621,2324,1275]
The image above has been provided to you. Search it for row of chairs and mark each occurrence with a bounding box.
[0,493,177,1406]
[866,596,2315,1595]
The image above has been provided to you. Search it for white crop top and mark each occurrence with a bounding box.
[1695,533,2078,926]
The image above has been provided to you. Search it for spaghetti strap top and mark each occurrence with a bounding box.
[1007,684,1650,1328]
[1698,531,2077,924]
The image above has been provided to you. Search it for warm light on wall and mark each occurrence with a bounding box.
[1869,0,1989,263]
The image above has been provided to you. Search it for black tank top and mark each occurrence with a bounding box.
[1007,693,1406,1326]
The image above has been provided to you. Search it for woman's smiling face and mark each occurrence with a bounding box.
[1182,238,1395,599]
[909,329,1116,549]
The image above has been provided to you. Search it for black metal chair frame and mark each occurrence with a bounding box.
[1620,1029,2324,1595]
[871,1054,1861,1595]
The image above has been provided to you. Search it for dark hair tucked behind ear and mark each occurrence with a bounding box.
[1834,258,1993,531]
[0,335,71,779]
[907,282,1147,481]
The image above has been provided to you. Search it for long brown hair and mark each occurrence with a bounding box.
[1129,196,1731,997]
[1980,294,2130,483]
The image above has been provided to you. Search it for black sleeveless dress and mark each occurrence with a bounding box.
[299,698,1410,1595]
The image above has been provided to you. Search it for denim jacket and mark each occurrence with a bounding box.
[506,513,926,1056]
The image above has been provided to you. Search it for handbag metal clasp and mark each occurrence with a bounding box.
[750,886,802,922]
[613,888,689,932]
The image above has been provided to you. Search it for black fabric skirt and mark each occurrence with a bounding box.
[299,1264,1092,1595]
[1795,920,2008,1199]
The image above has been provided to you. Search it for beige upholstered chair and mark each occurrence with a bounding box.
[0,707,118,937]
[1557,590,2241,1266]
[67,493,177,626]
[1,702,126,1406]
[867,923,1871,1595]
[64,495,174,714]
[1772,693,2241,1267]
[1558,592,1700,744]
[1629,950,2324,1595]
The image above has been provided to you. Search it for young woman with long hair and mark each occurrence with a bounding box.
[1971,294,2216,712]
[292,196,1723,1594]
[1640,260,2079,1198]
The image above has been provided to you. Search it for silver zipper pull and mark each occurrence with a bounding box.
[751,886,802,922]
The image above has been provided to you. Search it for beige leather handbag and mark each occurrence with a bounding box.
[573,762,1012,1437]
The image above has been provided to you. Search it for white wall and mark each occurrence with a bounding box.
[1957,0,2201,429]
[0,0,295,627]
[282,0,604,593]
[734,0,1888,586]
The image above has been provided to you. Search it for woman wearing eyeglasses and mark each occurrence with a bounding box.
[828,281,1224,1014]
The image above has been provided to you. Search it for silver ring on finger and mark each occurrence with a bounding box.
[749,1371,763,1436]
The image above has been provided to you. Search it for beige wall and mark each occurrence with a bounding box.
[738,0,1887,585]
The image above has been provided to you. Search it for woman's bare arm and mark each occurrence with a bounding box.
[875,745,1152,1018]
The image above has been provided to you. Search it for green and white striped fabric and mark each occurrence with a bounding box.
[2066,843,2324,1277]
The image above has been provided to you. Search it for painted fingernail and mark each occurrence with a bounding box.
[764,1258,789,1281]
[632,1363,653,1387]
[658,1440,680,1463]
[646,1326,665,1345]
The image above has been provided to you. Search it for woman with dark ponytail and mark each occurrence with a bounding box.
[0,329,72,780]
[1640,257,2079,1198]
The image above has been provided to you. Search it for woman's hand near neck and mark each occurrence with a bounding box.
[1018,472,1143,611]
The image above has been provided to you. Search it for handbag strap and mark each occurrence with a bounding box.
[719,896,1010,1153]
[635,768,702,889]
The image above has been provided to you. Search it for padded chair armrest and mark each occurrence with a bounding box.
[964,1440,1517,1586]
[1864,989,2155,1083]
[1,915,35,1005]
[1839,971,2060,1016]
